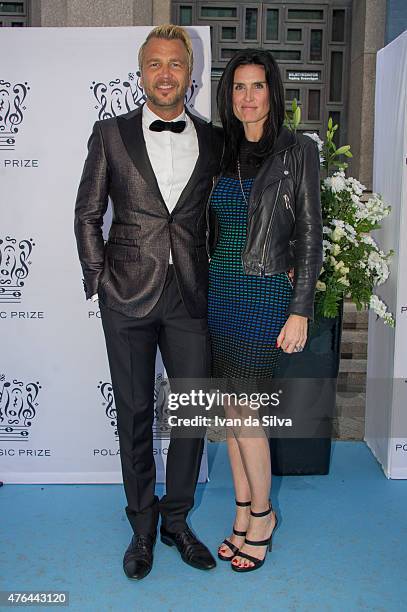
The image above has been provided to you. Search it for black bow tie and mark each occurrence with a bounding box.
[149,119,186,133]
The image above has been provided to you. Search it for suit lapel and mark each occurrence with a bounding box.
[172,111,210,213]
[117,108,168,213]
[117,106,212,215]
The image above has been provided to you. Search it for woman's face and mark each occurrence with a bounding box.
[232,64,270,129]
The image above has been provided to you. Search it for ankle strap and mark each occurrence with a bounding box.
[250,504,272,517]
[245,537,270,546]
[233,528,247,536]
[235,500,251,507]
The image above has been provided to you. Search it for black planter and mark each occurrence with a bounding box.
[270,301,344,475]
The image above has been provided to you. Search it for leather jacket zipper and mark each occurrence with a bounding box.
[260,179,283,275]
[283,193,295,222]
[285,271,294,288]
[259,150,288,276]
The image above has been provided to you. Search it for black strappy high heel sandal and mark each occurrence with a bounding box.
[231,503,278,572]
[217,500,251,561]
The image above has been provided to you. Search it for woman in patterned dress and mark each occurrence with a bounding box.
[207,49,323,572]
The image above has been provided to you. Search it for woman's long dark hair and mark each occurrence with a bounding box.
[217,48,285,171]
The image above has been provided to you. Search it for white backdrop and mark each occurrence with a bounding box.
[365,30,407,478]
[0,26,211,484]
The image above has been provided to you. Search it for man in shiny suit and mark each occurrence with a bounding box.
[74,25,222,579]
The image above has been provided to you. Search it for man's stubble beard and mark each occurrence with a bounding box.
[143,80,189,110]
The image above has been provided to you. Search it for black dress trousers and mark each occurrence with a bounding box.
[99,265,211,535]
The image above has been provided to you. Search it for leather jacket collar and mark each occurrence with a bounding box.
[270,126,297,157]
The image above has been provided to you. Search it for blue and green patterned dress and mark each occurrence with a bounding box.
[208,141,293,379]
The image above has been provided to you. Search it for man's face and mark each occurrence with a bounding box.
[140,37,191,118]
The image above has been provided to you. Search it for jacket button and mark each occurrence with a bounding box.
[284,170,289,175]
[168,215,173,224]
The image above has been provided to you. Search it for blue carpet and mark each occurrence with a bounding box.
[1,441,406,611]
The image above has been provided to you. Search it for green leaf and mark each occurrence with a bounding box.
[335,145,351,155]
[294,106,301,126]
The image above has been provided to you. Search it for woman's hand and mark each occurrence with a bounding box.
[276,314,308,354]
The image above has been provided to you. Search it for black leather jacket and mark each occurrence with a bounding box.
[206,126,323,320]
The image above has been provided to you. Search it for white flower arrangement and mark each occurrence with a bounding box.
[316,169,394,324]
[286,106,394,326]
[302,131,325,164]
[369,295,394,326]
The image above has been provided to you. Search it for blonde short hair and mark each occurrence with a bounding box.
[138,24,194,75]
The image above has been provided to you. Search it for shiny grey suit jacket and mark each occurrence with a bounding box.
[74,106,223,318]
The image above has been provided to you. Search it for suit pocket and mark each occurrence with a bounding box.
[105,242,140,262]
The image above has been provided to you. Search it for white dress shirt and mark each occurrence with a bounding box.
[142,104,199,263]
[91,104,199,301]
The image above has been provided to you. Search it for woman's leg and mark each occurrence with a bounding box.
[218,430,251,556]
[231,421,277,569]
[227,430,251,501]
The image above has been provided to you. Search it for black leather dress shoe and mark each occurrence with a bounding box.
[160,525,216,570]
[123,533,156,580]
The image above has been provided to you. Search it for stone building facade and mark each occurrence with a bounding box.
[2,0,406,187]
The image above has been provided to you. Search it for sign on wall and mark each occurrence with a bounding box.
[0,26,211,484]
[365,31,407,479]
